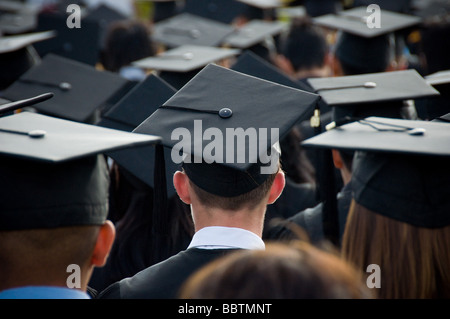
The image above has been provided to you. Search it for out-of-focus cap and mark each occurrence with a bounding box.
[152,12,235,48]
[2,53,134,123]
[132,44,240,72]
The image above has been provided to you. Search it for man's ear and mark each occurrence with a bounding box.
[267,170,286,205]
[331,149,344,169]
[91,220,115,267]
[173,170,192,205]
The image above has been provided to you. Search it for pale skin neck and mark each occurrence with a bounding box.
[190,201,268,238]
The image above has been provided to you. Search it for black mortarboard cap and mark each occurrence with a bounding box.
[133,44,240,89]
[307,69,439,107]
[307,69,439,121]
[182,0,248,24]
[98,74,178,196]
[132,44,241,73]
[134,63,320,197]
[222,19,287,49]
[313,6,421,38]
[33,11,101,66]
[0,111,161,231]
[151,12,235,48]
[0,30,55,90]
[2,53,134,123]
[302,116,450,228]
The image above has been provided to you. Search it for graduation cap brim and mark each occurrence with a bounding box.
[236,0,283,9]
[134,63,320,172]
[132,45,241,72]
[2,53,134,123]
[152,12,236,48]
[302,116,450,228]
[425,70,450,87]
[302,116,450,157]
[307,69,440,106]
[222,19,287,49]
[98,74,179,196]
[0,30,56,54]
[0,112,161,163]
[312,6,422,38]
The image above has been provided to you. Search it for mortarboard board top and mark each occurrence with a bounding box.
[425,70,450,87]
[152,12,236,48]
[2,53,134,123]
[132,44,241,72]
[222,19,287,49]
[307,69,440,106]
[236,0,283,9]
[0,111,161,163]
[0,30,56,54]
[302,116,450,228]
[312,6,422,38]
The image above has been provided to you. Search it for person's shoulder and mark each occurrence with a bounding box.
[97,248,237,299]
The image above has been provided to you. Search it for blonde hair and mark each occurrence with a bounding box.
[179,240,373,299]
[342,200,450,299]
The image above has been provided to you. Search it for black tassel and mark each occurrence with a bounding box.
[152,143,169,262]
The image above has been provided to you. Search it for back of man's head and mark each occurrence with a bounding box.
[281,17,329,73]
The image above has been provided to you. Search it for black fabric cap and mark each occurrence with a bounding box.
[134,63,319,196]
[151,12,235,48]
[33,11,101,66]
[0,111,161,230]
[0,31,54,91]
[2,53,134,123]
[334,32,391,74]
[302,116,450,228]
[98,74,179,196]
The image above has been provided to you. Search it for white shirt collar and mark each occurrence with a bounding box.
[187,226,265,250]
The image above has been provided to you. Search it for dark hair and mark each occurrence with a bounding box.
[101,19,156,72]
[281,16,328,72]
[280,126,315,184]
[189,169,279,211]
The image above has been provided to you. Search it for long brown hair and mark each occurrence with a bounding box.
[342,200,450,299]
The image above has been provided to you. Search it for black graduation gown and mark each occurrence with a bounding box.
[96,248,240,299]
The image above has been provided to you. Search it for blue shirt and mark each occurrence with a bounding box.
[0,286,91,299]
